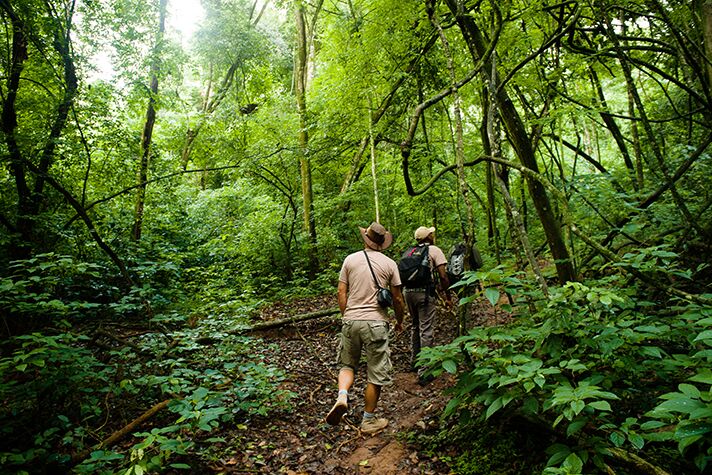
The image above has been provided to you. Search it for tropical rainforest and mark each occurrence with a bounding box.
[1,0,711,473]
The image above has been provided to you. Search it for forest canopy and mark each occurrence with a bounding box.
[1,0,711,473]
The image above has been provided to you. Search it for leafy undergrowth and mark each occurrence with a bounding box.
[5,265,707,474]
[0,285,607,474]
[419,267,711,474]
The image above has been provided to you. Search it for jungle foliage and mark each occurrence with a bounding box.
[1,0,711,472]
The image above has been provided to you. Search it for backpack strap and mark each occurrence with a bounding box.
[363,250,384,291]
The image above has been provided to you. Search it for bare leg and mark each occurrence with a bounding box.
[338,367,354,391]
[326,368,353,425]
[364,382,381,413]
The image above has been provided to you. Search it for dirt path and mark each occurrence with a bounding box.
[211,295,490,474]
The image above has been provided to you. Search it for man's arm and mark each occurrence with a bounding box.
[337,281,348,315]
[390,284,405,333]
[436,264,452,304]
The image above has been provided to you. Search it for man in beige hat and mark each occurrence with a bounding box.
[325,222,405,434]
[403,226,451,385]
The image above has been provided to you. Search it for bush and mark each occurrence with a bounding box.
[419,269,710,473]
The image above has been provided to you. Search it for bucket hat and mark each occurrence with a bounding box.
[359,222,393,251]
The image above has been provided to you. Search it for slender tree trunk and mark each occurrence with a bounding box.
[700,0,712,91]
[368,97,381,223]
[589,68,637,189]
[486,53,548,298]
[427,0,476,253]
[133,0,167,241]
[294,0,318,277]
[482,91,501,262]
[443,0,576,283]
[180,56,239,170]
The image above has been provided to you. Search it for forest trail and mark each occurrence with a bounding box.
[211,295,506,474]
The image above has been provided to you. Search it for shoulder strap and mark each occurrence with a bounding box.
[363,250,383,290]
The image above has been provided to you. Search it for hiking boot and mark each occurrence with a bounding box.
[360,417,388,434]
[325,396,348,425]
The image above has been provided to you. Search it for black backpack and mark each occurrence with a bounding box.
[398,244,431,288]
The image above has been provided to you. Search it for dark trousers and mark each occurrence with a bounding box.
[405,290,436,374]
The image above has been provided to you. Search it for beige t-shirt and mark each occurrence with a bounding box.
[427,245,447,270]
[339,249,401,321]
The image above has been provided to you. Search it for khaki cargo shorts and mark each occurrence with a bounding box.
[336,320,393,386]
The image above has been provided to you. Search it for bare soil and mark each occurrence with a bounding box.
[205,294,510,474]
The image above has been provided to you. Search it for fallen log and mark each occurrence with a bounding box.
[604,447,671,475]
[231,307,341,333]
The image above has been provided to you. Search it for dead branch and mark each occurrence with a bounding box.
[72,399,171,465]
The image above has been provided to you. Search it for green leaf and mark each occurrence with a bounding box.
[610,431,625,447]
[640,346,663,359]
[693,330,712,342]
[678,434,703,453]
[640,420,667,430]
[486,397,503,419]
[545,444,571,466]
[31,359,46,368]
[588,400,612,412]
[675,422,712,439]
[689,371,712,385]
[484,288,500,306]
[678,384,701,399]
[628,433,645,450]
[656,397,705,415]
[442,359,457,374]
[562,453,583,472]
[566,419,586,436]
[522,397,539,414]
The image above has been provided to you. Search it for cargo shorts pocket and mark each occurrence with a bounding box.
[365,321,392,386]
[367,321,389,344]
[337,321,358,369]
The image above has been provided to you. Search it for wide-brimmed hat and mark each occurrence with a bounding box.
[359,222,393,251]
[414,226,435,241]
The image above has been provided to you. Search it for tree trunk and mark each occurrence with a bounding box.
[0,2,33,258]
[589,67,637,189]
[133,0,167,242]
[427,0,476,251]
[443,0,576,283]
[700,0,712,92]
[295,0,318,278]
[180,60,239,171]
[485,52,548,298]
[368,97,381,222]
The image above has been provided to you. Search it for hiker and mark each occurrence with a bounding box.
[402,226,452,384]
[325,222,405,434]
